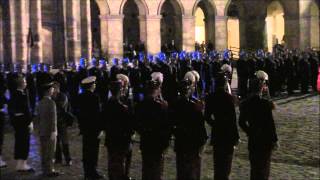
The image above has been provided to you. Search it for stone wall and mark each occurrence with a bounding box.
[0,0,319,65]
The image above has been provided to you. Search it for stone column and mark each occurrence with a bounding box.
[64,0,81,63]
[215,15,228,51]
[243,15,266,50]
[182,15,195,52]
[205,16,215,46]
[99,14,109,57]
[299,15,311,49]
[106,15,123,58]
[0,11,3,64]
[146,15,161,55]
[139,15,147,44]
[284,14,300,49]
[80,0,92,59]
[9,0,29,65]
[29,0,43,64]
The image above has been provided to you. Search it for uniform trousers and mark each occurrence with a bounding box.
[249,147,272,180]
[213,145,234,180]
[107,145,132,180]
[0,113,4,155]
[12,118,30,160]
[55,122,71,162]
[40,136,56,174]
[176,150,202,180]
[82,134,100,177]
[141,150,164,180]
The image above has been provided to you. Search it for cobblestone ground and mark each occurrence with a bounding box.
[0,69,319,180]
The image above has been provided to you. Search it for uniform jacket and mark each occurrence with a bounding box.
[239,95,278,150]
[37,96,57,137]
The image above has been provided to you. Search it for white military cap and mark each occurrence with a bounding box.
[184,71,196,83]
[221,64,232,73]
[50,69,60,75]
[81,76,97,85]
[151,72,164,84]
[255,70,269,81]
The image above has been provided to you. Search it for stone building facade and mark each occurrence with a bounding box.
[0,0,319,66]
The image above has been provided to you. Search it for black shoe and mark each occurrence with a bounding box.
[65,160,72,166]
[93,173,105,179]
[46,171,61,177]
[54,159,62,164]
[17,168,35,173]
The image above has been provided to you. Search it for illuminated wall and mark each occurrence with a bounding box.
[195,8,205,44]
[227,17,240,49]
[266,1,285,52]
[310,2,320,49]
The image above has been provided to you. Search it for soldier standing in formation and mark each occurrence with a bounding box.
[205,73,239,180]
[239,76,279,180]
[102,79,135,180]
[135,79,171,180]
[37,82,61,177]
[171,77,207,180]
[8,75,34,172]
[76,76,104,180]
[52,82,73,166]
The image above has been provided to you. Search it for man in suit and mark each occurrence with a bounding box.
[37,82,61,177]
[76,76,104,180]
[239,77,279,180]
[8,75,34,172]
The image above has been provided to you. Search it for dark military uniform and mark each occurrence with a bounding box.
[135,96,172,180]
[102,96,134,180]
[171,95,207,180]
[54,92,72,164]
[76,89,103,179]
[205,88,239,180]
[239,95,278,180]
[299,57,311,93]
[308,54,319,92]
[0,90,7,157]
[8,89,32,160]
[237,57,249,98]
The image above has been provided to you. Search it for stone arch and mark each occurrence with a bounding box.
[91,0,110,58]
[159,0,184,51]
[266,0,285,51]
[121,0,148,55]
[225,0,246,50]
[157,0,184,15]
[192,0,216,47]
[94,0,110,15]
[120,0,149,15]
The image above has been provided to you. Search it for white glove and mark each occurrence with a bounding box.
[28,122,34,133]
[50,132,57,141]
[98,131,104,139]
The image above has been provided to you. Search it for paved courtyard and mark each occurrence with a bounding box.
[0,91,319,180]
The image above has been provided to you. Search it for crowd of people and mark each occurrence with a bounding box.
[0,46,319,180]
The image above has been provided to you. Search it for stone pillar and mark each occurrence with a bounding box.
[205,16,215,46]
[243,15,266,50]
[106,15,123,58]
[64,0,81,63]
[80,0,92,59]
[215,15,228,51]
[182,15,195,52]
[299,15,311,50]
[100,15,109,57]
[146,15,161,55]
[139,15,147,44]
[9,0,29,65]
[29,0,43,64]
[284,15,300,49]
[0,11,3,64]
